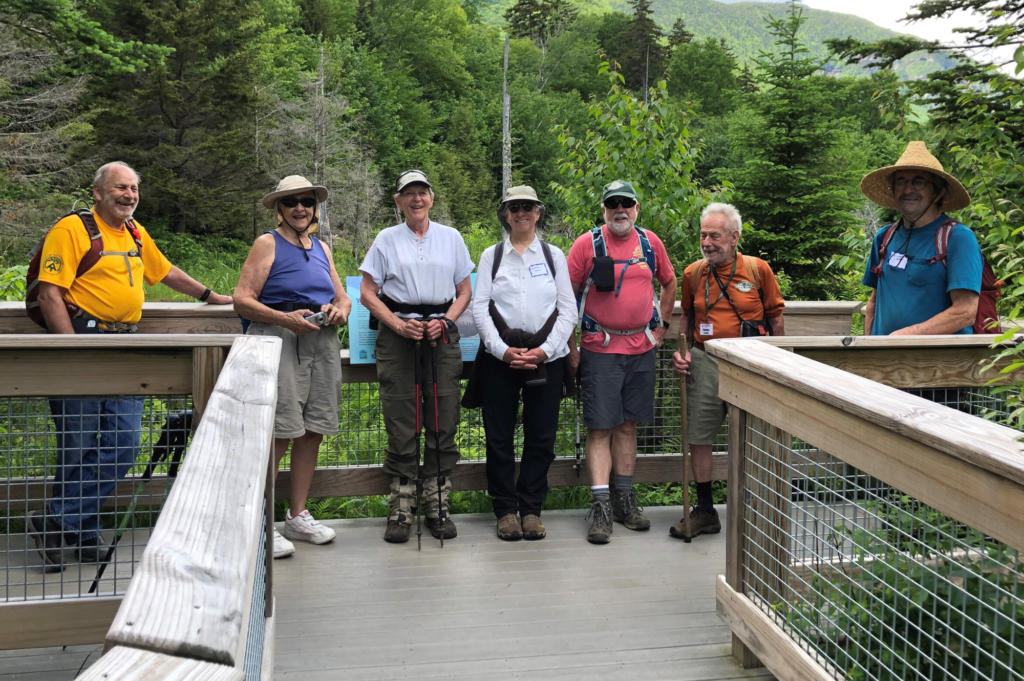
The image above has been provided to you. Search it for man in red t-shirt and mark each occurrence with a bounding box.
[567,180,677,544]
[672,203,785,538]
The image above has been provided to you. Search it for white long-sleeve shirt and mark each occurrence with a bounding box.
[473,236,576,363]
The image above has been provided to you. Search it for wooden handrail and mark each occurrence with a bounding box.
[104,335,281,667]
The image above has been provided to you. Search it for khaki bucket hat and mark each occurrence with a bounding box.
[497,185,544,231]
[262,175,328,209]
[861,141,970,212]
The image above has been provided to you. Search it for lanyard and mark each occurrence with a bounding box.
[704,258,737,323]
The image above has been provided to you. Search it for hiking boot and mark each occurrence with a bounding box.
[384,476,415,544]
[522,514,546,540]
[282,509,336,545]
[586,499,613,545]
[273,530,295,558]
[496,514,523,541]
[76,533,109,563]
[612,487,650,531]
[423,476,457,540]
[669,507,721,540]
[26,511,66,573]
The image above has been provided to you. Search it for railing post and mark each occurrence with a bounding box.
[192,345,227,428]
[265,441,274,619]
[726,404,761,669]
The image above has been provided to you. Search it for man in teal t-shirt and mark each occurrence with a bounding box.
[860,142,982,336]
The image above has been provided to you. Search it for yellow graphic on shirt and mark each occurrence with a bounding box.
[633,245,649,269]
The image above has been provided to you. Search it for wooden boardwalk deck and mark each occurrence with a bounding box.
[1,505,774,680]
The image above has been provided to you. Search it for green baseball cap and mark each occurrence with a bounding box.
[602,180,637,202]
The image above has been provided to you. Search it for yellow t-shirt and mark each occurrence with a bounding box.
[37,208,172,323]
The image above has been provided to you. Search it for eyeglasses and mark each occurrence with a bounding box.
[507,202,537,214]
[603,197,636,210]
[893,177,930,192]
[280,197,317,208]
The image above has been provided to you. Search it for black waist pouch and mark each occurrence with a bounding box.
[740,319,771,337]
[592,256,615,292]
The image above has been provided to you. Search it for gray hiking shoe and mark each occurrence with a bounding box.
[27,511,66,572]
[586,498,613,545]
[384,476,415,544]
[423,476,457,540]
[612,487,650,531]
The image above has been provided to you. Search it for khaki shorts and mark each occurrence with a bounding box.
[686,345,726,445]
[247,322,341,439]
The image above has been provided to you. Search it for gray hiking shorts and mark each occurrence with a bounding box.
[579,348,656,430]
[247,322,341,439]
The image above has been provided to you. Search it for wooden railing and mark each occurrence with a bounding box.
[707,335,1024,679]
[83,335,282,680]
[0,335,234,652]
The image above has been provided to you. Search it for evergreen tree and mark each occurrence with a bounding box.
[668,37,740,117]
[736,62,757,94]
[723,0,859,298]
[504,0,576,44]
[613,0,668,94]
[668,17,693,46]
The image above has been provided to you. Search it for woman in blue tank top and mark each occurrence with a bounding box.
[234,176,351,559]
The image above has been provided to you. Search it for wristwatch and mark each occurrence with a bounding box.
[661,320,670,329]
[441,316,457,330]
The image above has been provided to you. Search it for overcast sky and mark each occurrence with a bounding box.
[800,0,1015,68]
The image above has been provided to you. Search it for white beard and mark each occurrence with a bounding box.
[608,220,633,237]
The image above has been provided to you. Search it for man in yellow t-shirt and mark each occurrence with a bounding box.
[27,161,232,572]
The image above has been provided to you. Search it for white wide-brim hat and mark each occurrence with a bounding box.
[262,175,328,209]
[861,141,970,212]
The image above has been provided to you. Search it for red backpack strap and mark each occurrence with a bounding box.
[870,221,900,276]
[928,220,958,267]
[125,218,144,254]
[75,211,104,277]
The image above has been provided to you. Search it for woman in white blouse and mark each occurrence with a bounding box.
[473,186,576,541]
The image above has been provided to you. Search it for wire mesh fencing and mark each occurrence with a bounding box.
[293,341,724,469]
[1,395,191,602]
[739,386,1024,681]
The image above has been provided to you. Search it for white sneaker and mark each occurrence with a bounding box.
[273,529,295,559]
[281,509,336,545]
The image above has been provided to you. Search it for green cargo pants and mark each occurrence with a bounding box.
[375,323,463,480]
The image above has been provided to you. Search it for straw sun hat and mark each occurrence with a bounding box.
[261,175,328,209]
[860,141,970,212]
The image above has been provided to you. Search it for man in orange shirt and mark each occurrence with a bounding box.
[27,161,231,572]
[671,203,785,538]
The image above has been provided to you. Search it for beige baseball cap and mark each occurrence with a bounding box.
[395,170,432,193]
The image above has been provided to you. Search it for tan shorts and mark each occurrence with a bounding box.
[686,345,727,445]
[247,322,341,439]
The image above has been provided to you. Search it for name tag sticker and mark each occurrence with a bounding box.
[529,263,549,277]
[699,323,713,336]
[888,252,909,270]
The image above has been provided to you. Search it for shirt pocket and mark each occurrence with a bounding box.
[905,257,942,288]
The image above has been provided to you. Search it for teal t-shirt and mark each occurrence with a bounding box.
[861,214,983,336]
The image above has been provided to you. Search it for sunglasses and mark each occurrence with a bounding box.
[507,202,537,214]
[280,197,317,208]
[603,197,636,210]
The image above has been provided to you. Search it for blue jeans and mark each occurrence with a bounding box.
[47,396,145,540]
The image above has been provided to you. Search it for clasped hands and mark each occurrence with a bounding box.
[396,317,447,341]
[502,347,547,371]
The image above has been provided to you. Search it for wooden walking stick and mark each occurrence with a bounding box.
[679,333,692,543]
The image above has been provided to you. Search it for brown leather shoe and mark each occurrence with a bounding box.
[496,514,523,541]
[384,515,412,543]
[669,507,721,540]
[521,514,546,540]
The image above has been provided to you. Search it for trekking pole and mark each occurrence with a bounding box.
[413,340,423,552]
[429,339,444,548]
[679,335,692,543]
[573,388,583,478]
[88,411,192,594]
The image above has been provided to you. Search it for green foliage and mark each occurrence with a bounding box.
[667,37,741,117]
[0,265,27,301]
[788,495,1024,680]
[609,0,668,93]
[550,64,722,266]
[723,1,860,299]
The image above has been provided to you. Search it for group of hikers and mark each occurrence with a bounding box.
[25,141,990,570]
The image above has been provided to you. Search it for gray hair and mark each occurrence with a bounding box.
[93,161,140,188]
[701,202,742,234]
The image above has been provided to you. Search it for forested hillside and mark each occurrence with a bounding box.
[477,0,957,78]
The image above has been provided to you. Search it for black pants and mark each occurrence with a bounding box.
[481,352,565,518]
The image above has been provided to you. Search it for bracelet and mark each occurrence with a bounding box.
[199,287,212,302]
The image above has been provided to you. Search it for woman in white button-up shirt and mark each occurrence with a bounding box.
[472,186,576,541]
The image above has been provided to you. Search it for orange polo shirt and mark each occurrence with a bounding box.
[680,254,785,345]
[37,208,172,323]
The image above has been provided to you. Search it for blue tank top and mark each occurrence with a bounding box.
[258,231,335,306]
